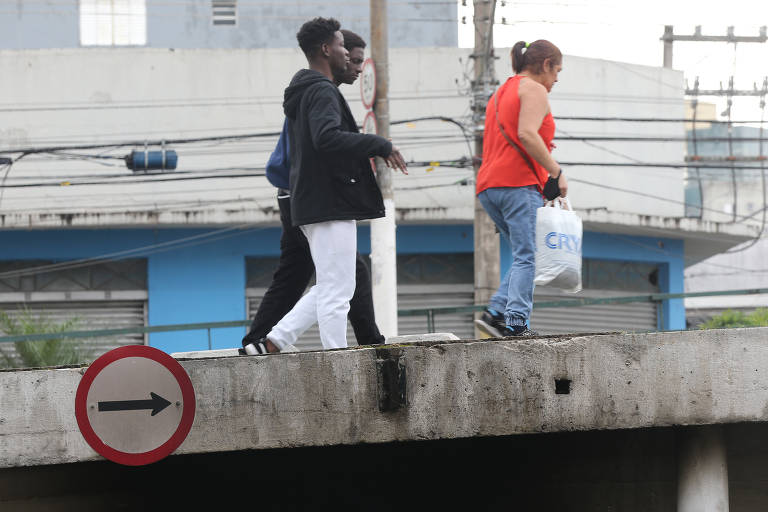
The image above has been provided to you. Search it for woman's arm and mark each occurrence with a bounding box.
[517,79,568,196]
[517,80,559,176]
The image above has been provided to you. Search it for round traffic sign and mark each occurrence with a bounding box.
[362,111,379,174]
[75,345,196,466]
[360,57,376,110]
[362,110,377,135]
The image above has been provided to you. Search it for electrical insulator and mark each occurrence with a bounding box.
[125,148,178,172]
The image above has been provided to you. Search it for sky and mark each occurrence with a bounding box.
[457,0,768,122]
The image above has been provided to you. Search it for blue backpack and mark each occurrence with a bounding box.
[266,119,290,190]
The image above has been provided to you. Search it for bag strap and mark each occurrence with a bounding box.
[491,90,543,188]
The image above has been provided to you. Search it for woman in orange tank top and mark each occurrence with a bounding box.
[474,39,568,338]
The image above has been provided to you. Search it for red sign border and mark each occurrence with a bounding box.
[362,110,378,135]
[75,345,196,466]
[360,57,376,110]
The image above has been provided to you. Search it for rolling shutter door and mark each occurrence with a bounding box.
[0,259,149,367]
[531,288,657,334]
[397,286,656,338]
[0,299,146,366]
[396,284,475,339]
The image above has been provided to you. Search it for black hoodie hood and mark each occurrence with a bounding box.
[283,69,333,119]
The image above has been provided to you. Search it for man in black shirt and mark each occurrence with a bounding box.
[245,18,406,354]
[241,29,387,353]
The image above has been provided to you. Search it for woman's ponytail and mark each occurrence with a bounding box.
[511,41,527,74]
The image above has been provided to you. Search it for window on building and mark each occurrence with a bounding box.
[581,259,660,293]
[212,1,237,26]
[0,259,148,367]
[80,0,147,46]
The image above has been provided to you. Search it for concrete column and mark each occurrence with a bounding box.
[659,257,686,331]
[663,25,674,68]
[678,425,729,512]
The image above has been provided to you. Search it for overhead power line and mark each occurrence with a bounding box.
[2,160,766,190]
[0,171,266,188]
[556,136,768,142]
[569,177,766,227]
[0,116,468,156]
[0,132,281,156]
[554,116,768,124]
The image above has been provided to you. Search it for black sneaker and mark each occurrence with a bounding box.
[238,338,299,355]
[474,308,507,338]
[239,338,270,355]
[502,325,539,337]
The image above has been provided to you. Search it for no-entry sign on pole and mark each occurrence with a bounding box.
[362,110,378,135]
[75,345,196,466]
[360,57,376,110]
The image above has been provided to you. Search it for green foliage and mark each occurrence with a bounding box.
[699,308,768,330]
[0,309,91,369]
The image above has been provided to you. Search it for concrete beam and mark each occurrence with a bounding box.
[2,328,768,468]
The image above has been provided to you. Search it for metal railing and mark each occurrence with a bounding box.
[0,320,251,349]
[400,288,768,333]
[1,288,767,346]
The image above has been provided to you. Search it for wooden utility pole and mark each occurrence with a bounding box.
[472,0,499,337]
[369,0,398,337]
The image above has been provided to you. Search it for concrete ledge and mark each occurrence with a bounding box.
[2,328,768,468]
[385,332,459,343]
[170,348,241,359]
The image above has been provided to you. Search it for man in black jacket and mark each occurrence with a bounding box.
[247,17,406,354]
[241,29,386,353]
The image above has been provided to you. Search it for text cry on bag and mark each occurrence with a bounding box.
[535,197,582,293]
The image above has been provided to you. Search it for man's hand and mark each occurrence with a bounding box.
[384,145,408,174]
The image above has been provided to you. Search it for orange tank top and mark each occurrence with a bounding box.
[476,76,555,195]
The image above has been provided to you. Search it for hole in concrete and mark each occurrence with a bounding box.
[555,378,571,394]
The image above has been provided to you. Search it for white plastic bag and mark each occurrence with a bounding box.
[534,198,582,293]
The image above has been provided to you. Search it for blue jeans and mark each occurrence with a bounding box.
[478,186,542,327]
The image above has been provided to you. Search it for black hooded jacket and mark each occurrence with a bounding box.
[283,69,392,226]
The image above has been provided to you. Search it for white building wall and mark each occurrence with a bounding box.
[0,47,685,228]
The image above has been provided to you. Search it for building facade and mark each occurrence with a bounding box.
[684,122,768,324]
[0,2,755,358]
[0,0,457,49]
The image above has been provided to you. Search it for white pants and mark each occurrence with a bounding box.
[267,220,357,350]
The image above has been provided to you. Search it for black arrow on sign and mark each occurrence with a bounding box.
[98,392,172,416]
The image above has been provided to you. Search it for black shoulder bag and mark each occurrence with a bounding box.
[491,91,561,201]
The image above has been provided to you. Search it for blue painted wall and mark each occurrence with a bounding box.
[147,1,458,49]
[0,223,685,354]
[0,4,79,49]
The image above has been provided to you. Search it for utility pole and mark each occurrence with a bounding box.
[662,25,767,68]
[664,25,768,223]
[369,0,398,338]
[471,0,499,337]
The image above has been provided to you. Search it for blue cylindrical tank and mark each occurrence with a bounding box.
[126,150,178,171]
